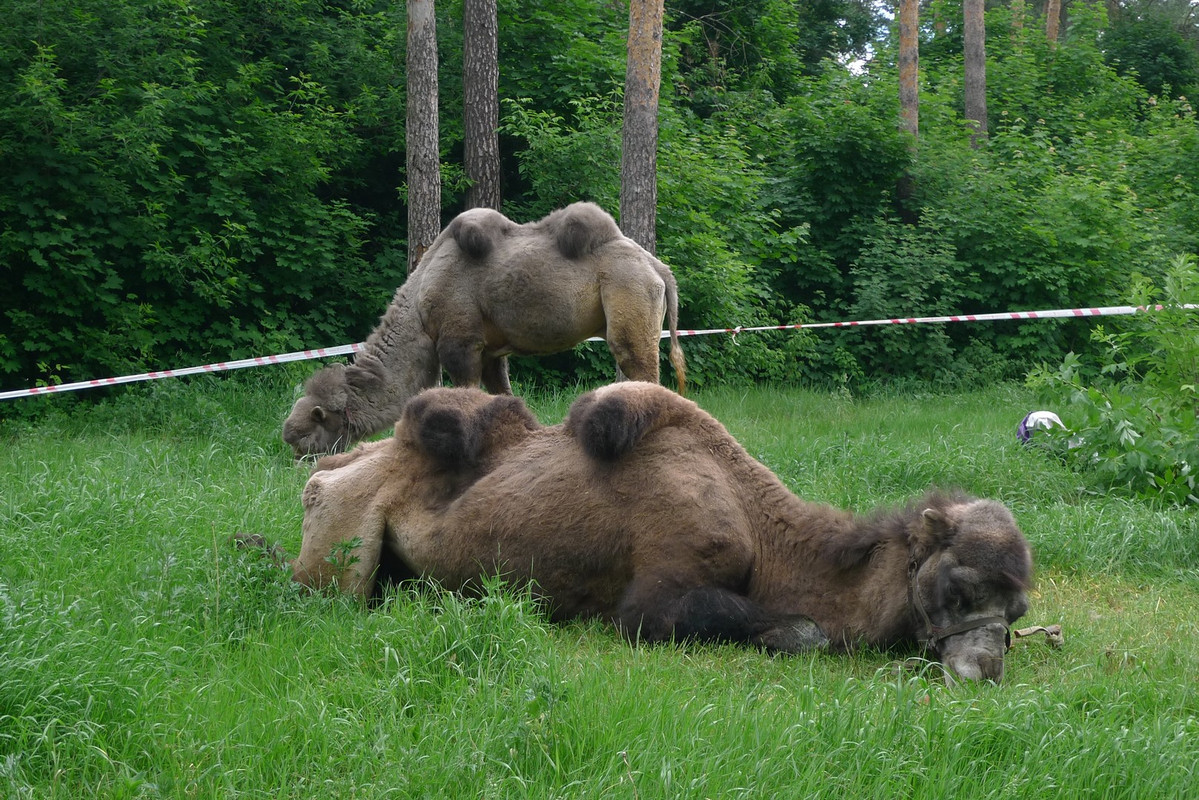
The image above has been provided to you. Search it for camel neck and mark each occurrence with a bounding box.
[345,281,441,438]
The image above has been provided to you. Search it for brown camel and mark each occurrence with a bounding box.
[282,202,686,457]
[267,382,1032,682]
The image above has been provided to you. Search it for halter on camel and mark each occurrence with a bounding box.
[907,555,1012,655]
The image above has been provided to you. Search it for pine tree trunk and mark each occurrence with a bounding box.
[620,0,663,254]
[463,0,501,211]
[407,0,440,271]
[1045,0,1061,44]
[898,0,919,141]
[963,0,988,148]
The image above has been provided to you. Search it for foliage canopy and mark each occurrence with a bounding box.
[1,0,1196,396]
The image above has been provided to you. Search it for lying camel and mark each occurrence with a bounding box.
[282,202,686,457]
[262,383,1033,682]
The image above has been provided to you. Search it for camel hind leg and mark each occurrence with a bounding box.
[614,576,829,653]
[600,283,665,384]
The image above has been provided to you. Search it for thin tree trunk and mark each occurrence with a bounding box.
[620,0,663,254]
[1045,0,1062,45]
[896,0,920,222]
[1104,0,1122,25]
[407,0,440,271]
[963,0,988,148]
[898,0,919,141]
[463,0,501,211]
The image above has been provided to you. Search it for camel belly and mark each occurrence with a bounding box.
[480,312,606,357]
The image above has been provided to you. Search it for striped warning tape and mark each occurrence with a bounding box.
[2,302,1192,401]
[1,344,362,401]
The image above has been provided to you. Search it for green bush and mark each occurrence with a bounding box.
[1027,254,1199,505]
[0,0,399,388]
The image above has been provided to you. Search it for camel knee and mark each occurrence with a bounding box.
[607,341,660,384]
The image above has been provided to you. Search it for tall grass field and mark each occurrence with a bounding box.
[2,369,1197,798]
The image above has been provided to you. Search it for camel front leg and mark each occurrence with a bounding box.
[615,576,829,652]
[481,354,512,394]
[437,336,485,389]
[292,468,386,597]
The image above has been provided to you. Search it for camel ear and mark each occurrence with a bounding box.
[911,506,957,561]
[310,406,326,423]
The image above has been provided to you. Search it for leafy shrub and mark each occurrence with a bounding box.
[1102,9,1199,99]
[501,92,819,388]
[0,0,399,389]
[1027,254,1199,505]
[847,218,980,381]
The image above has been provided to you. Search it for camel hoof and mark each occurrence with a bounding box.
[759,617,829,653]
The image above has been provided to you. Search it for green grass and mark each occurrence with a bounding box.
[2,373,1198,798]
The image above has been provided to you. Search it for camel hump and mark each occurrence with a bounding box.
[446,207,519,260]
[402,388,540,469]
[564,382,698,461]
[540,201,623,259]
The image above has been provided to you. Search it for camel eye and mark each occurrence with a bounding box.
[942,581,975,613]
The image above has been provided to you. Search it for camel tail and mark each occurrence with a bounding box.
[659,260,687,396]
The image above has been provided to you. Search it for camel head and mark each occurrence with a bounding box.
[283,364,353,458]
[907,497,1033,683]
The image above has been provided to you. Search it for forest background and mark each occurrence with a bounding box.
[2,0,1198,395]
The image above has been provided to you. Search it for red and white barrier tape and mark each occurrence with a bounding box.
[2,302,1192,401]
[0,343,362,400]
[664,303,1191,339]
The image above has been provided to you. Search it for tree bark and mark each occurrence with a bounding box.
[407,0,440,271]
[898,0,919,141]
[463,0,501,211]
[1045,0,1062,45]
[620,0,664,254]
[963,0,988,148]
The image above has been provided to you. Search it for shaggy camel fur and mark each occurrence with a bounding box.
[282,202,686,456]
[266,382,1033,682]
